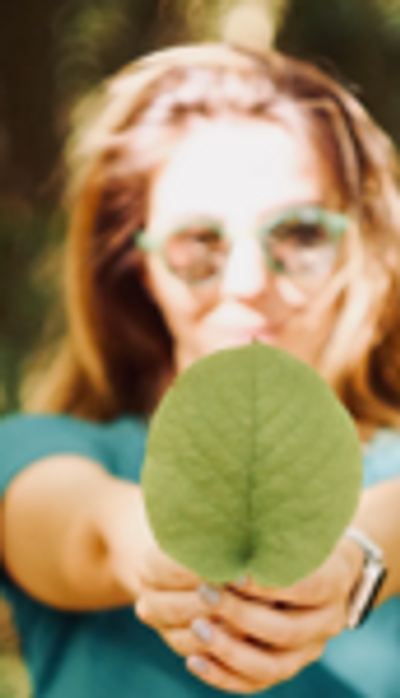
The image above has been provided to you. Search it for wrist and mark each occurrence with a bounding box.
[95,481,144,601]
[338,533,365,598]
[343,527,387,628]
[350,481,400,601]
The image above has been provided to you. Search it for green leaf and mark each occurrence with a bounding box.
[142,343,362,587]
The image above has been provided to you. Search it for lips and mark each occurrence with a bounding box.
[212,326,280,349]
[205,306,291,350]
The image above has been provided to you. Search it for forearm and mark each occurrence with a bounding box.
[4,456,142,610]
[61,475,143,609]
[351,479,400,604]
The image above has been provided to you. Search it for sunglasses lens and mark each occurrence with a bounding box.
[164,225,229,283]
[264,220,340,279]
[158,209,347,289]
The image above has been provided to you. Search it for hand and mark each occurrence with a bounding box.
[105,486,211,638]
[104,486,364,694]
[175,536,364,694]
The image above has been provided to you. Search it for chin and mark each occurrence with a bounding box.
[177,333,284,372]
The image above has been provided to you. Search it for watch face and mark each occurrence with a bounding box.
[347,559,387,629]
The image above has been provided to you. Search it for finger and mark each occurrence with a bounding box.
[187,655,262,695]
[272,553,353,607]
[214,589,346,648]
[229,576,327,607]
[135,589,213,629]
[230,553,350,608]
[109,543,200,596]
[187,621,325,688]
[160,626,204,657]
[142,545,202,590]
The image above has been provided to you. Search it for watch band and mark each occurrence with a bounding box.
[345,527,386,629]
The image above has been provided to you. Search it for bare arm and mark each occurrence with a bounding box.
[350,478,400,603]
[4,452,201,616]
[4,455,145,609]
[5,452,400,694]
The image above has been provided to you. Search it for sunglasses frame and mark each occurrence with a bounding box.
[135,205,350,285]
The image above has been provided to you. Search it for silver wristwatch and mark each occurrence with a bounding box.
[345,527,387,629]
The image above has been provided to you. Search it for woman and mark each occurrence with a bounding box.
[1,43,400,697]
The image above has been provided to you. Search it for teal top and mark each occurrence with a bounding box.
[1,414,399,698]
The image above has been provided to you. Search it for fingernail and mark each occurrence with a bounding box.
[198,583,221,606]
[187,655,209,675]
[191,618,213,644]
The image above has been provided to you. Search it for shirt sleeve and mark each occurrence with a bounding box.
[0,414,115,495]
[100,416,148,483]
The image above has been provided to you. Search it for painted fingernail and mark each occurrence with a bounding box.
[187,655,209,675]
[198,583,221,606]
[191,618,213,644]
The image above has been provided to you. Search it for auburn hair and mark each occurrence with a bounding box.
[24,44,400,430]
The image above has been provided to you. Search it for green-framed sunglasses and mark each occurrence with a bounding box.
[135,205,350,287]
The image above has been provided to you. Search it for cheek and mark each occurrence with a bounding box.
[143,255,202,330]
[283,298,338,364]
[275,278,309,308]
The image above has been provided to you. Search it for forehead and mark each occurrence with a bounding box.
[147,117,327,231]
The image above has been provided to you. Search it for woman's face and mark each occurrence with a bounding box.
[142,117,343,374]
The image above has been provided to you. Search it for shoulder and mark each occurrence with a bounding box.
[0,413,148,494]
[101,416,149,481]
[363,429,400,487]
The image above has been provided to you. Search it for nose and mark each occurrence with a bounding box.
[220,237,269,300]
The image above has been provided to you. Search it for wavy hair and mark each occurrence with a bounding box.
[24,43,400,430]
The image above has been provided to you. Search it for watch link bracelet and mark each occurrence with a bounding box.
[345,527,387,629]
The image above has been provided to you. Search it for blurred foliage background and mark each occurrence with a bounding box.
[1,0,400,414]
